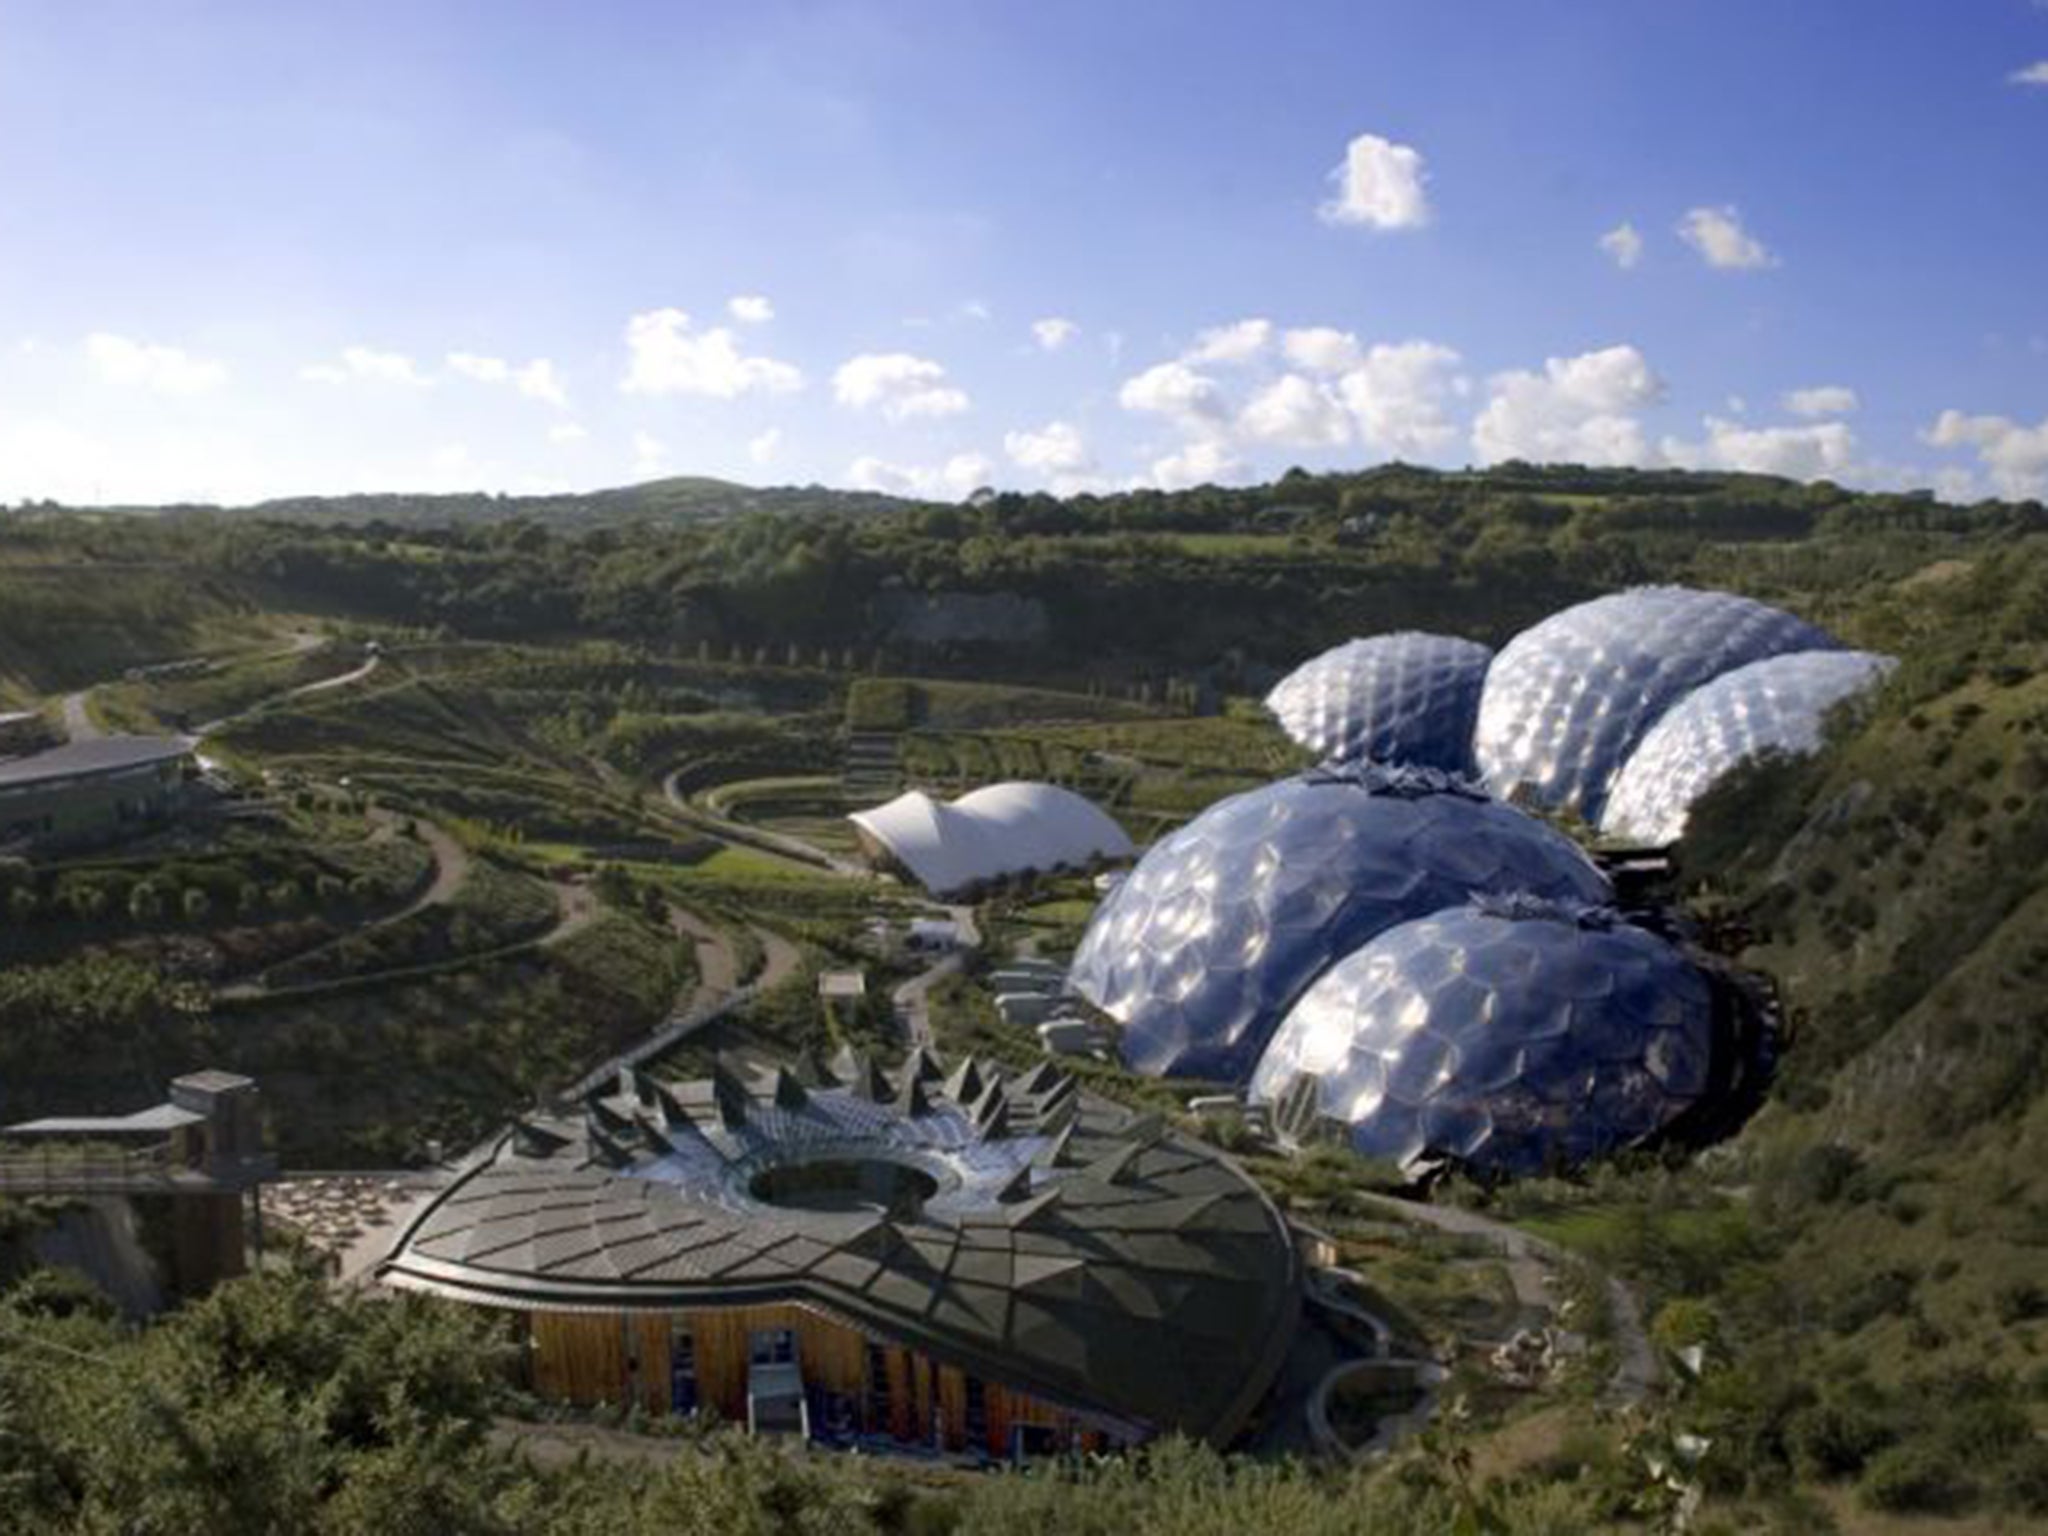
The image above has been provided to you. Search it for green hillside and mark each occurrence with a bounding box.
[4,464,2047,1528]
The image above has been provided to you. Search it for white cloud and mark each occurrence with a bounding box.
[846,451,991,499]
[831,352,970,421]
[1336,341,1466,458]
[300,345,429,387]
[1117,359,1228,429]
[84,332,226,395]
[1237,374,1351,449]
[1678,205,1777,270]
[547,422,588,445]
[0,414,272,503]
[1031,317,1078,352]
[620,308,802,399]
[1283,326,1364,375]
[1925,409,2048,498]
[727,294,775,324]
[748,428,783,465]
[1664,417,1859,480]
[446,351,569,407]
[1473,344,1665,465]
[632,429,669,478]
[1004,420,1090,475]
[1149,439,1246,491]
[1599,222,1644,270]
[2009,61,2048,86]
[1185,318,1273,365]
[1318,132,1432,231]
[1784,385,1859,418]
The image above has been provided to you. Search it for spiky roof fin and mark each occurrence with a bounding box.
[772,1068,808,1111]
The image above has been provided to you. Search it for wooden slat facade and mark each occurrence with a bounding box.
[526,1302,1107,1457]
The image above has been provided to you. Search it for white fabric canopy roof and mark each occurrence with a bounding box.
[848,781,1132,896]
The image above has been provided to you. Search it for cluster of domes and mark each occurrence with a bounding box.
[1064,586,1875,1175]
[1263,586,1890,839]
[1474,586,1843,823]
[1066,765,1609,1084]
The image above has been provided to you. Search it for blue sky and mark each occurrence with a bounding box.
[0,0,2043,504]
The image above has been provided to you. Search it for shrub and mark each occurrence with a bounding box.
[1992,1279,2048,1325]
[128,881,164,923]
[1788,1399,1892,1480]
[1862,1441,1975,1514]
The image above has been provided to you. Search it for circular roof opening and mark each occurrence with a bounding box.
[748,1156,940,1220]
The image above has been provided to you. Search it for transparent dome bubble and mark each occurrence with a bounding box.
[1474,586,1839,821]
[1600,649,1895,845]
[1249,900,1717,1175]
[1065,765,1611,1083]
[1265,632,1494,773]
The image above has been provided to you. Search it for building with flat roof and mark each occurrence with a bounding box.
[1,1070,276,1299]
[0,735,196,852]
[379,1049,1299,1458]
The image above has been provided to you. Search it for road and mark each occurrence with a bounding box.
[660,764,865,875]
[890,905,981,1046]
[282,651,380,701]
[214,813,474,1002]
[195,649,384,737]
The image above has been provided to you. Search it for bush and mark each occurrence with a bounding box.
[1788,1399,1892,1481]
[1862,1441,1975,1514]
[1992,1278,2048,1325]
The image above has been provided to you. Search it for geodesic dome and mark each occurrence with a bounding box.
[1248,899,1717,1175]
[1065,765,1611,1084]
[1474,586,1839,821]
[1600,649,1895,846]
[1264,632,1494,773]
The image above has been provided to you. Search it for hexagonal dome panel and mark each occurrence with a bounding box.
[1474,586,1839,821]
[1600,649,1896,846]
[1248,899,1717,1175]
[1264,632,1494,773]
[1065,765,1612,1083]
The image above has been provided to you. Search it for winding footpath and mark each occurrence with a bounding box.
[659,764,865,875]
[891,905,982,1046]
[1353,1191,1661,1408]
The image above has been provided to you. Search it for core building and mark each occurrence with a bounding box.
[379,1049,1299,1457]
